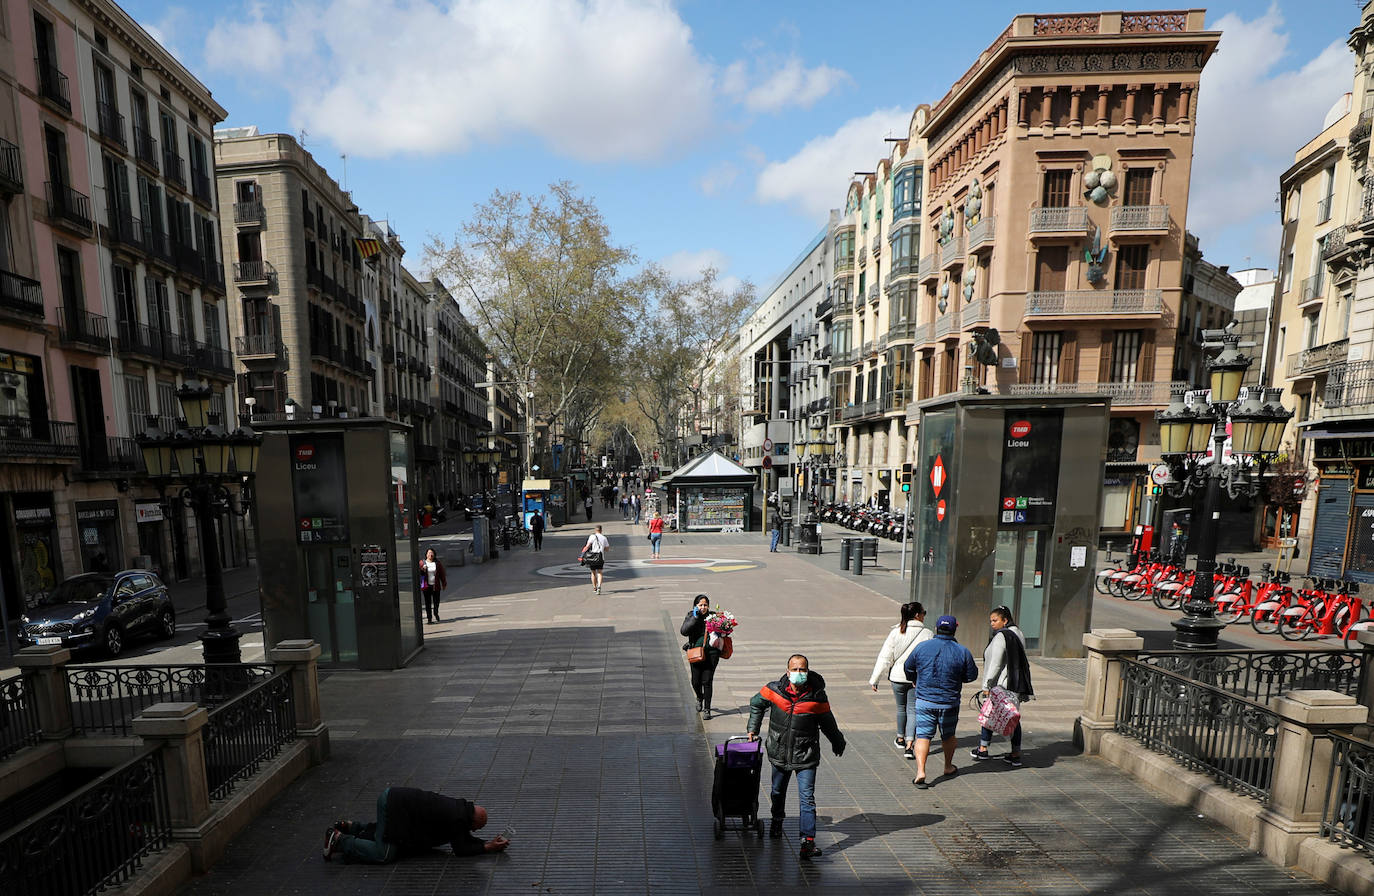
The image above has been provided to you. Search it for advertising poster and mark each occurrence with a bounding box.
[290,434,350,543]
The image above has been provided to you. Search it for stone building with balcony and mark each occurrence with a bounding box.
[214,129,372,423]
[1,0,235,627]
[737,215,835,511]
[1268,10,1374,581]
[394,264,435,498]
[905,10,1219,536]
[427,277,489,502]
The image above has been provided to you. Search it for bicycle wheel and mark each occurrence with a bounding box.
[1278,602,1320,641]
[1095,568,1118,595]
[1344,618,1374,649]
[1153,582,1186,611]
[1251,596,1287,635]
[1213,590,1246,625]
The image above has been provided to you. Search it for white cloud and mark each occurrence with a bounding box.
[698,161,739,196]
[722,56,850,113]
[660,248,742,294]
[755,106,909,217]
[1191,5,1351,264]
[203,0,715,161]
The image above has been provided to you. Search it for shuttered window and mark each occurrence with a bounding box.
[1041,170,1072,208]
[1031,331,1062,385]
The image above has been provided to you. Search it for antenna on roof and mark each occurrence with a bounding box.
[341,153,348,190]
[298,129,308,146]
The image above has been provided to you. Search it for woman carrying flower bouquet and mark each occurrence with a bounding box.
[680,594,728,719]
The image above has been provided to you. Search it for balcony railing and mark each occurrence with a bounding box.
[45,181,92,232]
[918,252,939,281]
[188,341,233,378]
[834,255,855,275]
[60,308,111,349]
[1316,195,1334,225]
[116,320,162,359]
[1299,274,1325,303]
[1110,205,1170,232]
[1029,206,1092,234]
[133,125,158,171]
[236,333,287,364]
[966,216,996,252]
[234,259,275,283]
[1324,360,1374,410]
[1285,339,1348,379]
[234,201,264,225]
[0,137,22,195]
[141,223,173,265]
[96,101,126,148]
[814,297,833,319]
[162,150,185,188]
[35,58,70,110]
[1321,225,1348,260]
[191,171,213,204]
[940,235,965,269]
[0,417,79,458]
[1025,289,1163,316]
[1008,380,1185,407]
[0,269,43,317]
[934,313,957,338]
[911,322,930,345]
[961,297,990,329]
[106,210,143,248]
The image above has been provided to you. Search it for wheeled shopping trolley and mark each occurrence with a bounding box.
[711,735,765,839]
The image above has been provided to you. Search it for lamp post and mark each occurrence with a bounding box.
[1156,334,1292,650]
[136,378,262,665]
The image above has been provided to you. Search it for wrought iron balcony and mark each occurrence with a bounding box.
[105,210,143,248]
[0,137,23,195]
[940,235,965,269]
[814,297,833,319]
[96,101,126,148]
[1029,206,1092,235]
[1299,274,1325,304]
[233,259,275,284]
[141,223,173,265]
[60,308,111,350]
[961,297,990,329]
[0,269,43,318]
[45,182,92,232]
[1008,380,1184,407]
[133,125,158,171]
[35,58,70,110]
[116,319,163,359]
[1286,339,1349,379]
[188,341,233,378]
[162,150,185,188]
[191,172,213,205]
[967,216,996,252]
[1025,289,1163,316]
[1321,226,1348,260]
[1325,360,1374,410]
[234,201,264,225]
[933,313,957,339]
[1110,205,1170,232]
[1316,195,1334,225]
[0,417,78,459]
[83,436,143,473]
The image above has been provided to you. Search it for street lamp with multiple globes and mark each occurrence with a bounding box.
[136,377,262,664]
[1155,333,1293,649]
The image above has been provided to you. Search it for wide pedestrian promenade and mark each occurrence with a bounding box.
[175,516,1337,895]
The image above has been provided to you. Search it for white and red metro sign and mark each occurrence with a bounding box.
[1009,420,1031,439]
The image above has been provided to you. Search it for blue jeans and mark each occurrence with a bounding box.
[980,722,1023,753]
[891,682,916,742]
[770,765,817,839]
[770,529,781,551]
[650,533,661,554]
[339,788,401,863]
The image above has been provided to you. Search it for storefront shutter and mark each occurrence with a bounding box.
[1346,492,1374,584]
[1097,329,1114,381]
[1058,331,1078,382]
[1138,328,1156,381]
[1309,477,1352,578]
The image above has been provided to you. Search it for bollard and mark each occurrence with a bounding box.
[853,541,864,576]
[783,521,792,548]
[840,537,852,570]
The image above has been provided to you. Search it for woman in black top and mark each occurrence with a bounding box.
[680,594,723,719]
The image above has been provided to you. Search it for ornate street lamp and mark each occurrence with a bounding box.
[136,378,262,665]
[1156,334,1293,649]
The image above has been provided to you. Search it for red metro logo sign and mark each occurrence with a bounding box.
[1009,420,1031,440]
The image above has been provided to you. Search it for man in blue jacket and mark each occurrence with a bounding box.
[903,615,978,789]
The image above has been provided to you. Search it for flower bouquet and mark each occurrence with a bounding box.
[705,608,737,650]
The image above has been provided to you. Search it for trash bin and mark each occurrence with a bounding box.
[839,537,854,570]
[796,514,820,554]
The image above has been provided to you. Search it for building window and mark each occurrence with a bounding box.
[1123,169,1153,207]
[1303,309,1320,349]
[1109,330,1142,383]
[1031,331,1062,385]
[1317,166,1336,224]
[1041,170,1072,208]
[124,374,149,437]
[203,302,222,349]
[1114,245,1150,290]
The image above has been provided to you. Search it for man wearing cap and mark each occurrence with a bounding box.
[903,615,979,789]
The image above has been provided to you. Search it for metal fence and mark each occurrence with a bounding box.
[1136,650,1364,706]
[0,747,171,896]
[203,670,297,801]
[66,664,276,736]
[1322,732,1374,859]
[1116,657,1279,801]
[0,672,41,761]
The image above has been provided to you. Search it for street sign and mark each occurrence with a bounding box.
[1150,463,1171,486]
[929,455,946,498]
[762,456,773,470]
[762,438,773,451]
[936,499,946,522]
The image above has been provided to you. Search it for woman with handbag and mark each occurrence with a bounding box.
[419,548,447,623]
[680,594,723,719]
[869,602,932,760]
[647,510,665,559]
[579,525,610,594]
[971,605,1033,768]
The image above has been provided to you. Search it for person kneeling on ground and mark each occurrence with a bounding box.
[323,786,510,863]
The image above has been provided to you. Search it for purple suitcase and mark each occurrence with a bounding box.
[715,737,763,770]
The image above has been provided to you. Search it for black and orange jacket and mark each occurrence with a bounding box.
[747,671,845,771]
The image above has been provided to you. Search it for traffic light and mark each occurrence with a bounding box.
[900,463,913,493]
[1151,485,1161,496]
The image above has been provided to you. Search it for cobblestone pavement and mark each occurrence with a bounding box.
[175,517,1338,895]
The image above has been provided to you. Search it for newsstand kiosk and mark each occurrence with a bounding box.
[910,394,1109,657]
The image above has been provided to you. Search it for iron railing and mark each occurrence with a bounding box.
[1136,650,1364,707]
[1116,657,1279,801]
[141,223,173,265]
[0,673,41,762]
[1322,226,1349,260]
[96,101,126,147]
[1300,273,1325,303]
[966,215,996,252]
[162,150,185,188]
[1286,339,1348,379]
[1110,205,1170,231]
[132,125,158,171]
[60,308,111,349]
[235,333,286,362]
[1325,360,1374,410]
[234,259,275,283]
[961,297,990,329]
[0,136,23,194]
[1008,380,1183,406]
[46,181,93,232]
[191,171,213,205]
[1321,732,1374,858]
[66,664,276,736]
[1029,206,1092,233]
[234,200,264,224]
[814,297,833,318]
[0,417,79,458]
[0,269,43,316]
[933,313,957,338]
[940,235,965,268]
[106,210,143,248]
[34,57,70,110]
[0,747,171,896]
[1317,195,1334,225]
[1025,289,1163,315]
[203,670,297,801]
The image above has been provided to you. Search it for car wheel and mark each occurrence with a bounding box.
[158,608,176,640]
[103,624,124,658]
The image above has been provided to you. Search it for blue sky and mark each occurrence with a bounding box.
[122,0,1351,299]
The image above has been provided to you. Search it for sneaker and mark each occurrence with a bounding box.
[770,817,783,839]
[323,827,342,860]
[703,709,712,721]
[970,747,992,761]
[1005,754,1024,768]
[893,736,905,748]
[903,748,915,760]
[800,837,821,860]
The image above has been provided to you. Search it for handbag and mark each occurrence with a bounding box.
[686,645,706,664]
[720,636,733,660]
[977,686,1021,736]
[584,551,603,565]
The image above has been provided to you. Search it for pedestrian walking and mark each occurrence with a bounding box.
[584,494,593,522]
[322,786,509,863]
[619,494,630,519]
[632,493,641,524]
[747,654,846,860]
[529,509,545,551]
[647,510,665,559]
[680,594,723,719]
[971,605,1033,768]
[903,615,978,789]
[769,512,783,552]
[419,548,447,624]
[869,602,932,759]
[579,525,609,593]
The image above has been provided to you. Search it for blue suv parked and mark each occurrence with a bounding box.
[18,571,177,657]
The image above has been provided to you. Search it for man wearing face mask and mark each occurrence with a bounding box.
[747,654,846,860]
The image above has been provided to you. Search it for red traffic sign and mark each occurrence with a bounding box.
[762,456,773,470]
[936,500,947,522]
[1002,497,1015,510]
[930,455,946,498]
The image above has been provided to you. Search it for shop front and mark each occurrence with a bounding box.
[653,450,757,532]
[1304,429,1374,584]
[74,501,121,573]
[7,493,59,612]
[683,488,748,531]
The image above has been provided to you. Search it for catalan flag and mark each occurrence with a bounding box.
[354,237,383,263]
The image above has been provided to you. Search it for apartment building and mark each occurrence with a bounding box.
[1,0,232,623]
[738,216,834,508]
[392,265,435,497]
[427,277,490,501]
[1269,11,1374,581]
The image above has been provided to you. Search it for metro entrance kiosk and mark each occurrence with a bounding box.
[910,394,1109,657]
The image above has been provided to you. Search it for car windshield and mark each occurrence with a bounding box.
[38,576,113,607]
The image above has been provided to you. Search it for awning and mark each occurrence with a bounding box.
[1300,428,1374,440]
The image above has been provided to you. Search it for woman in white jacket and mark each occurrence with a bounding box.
[971,605,1033,768]
[869,602,932,760]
